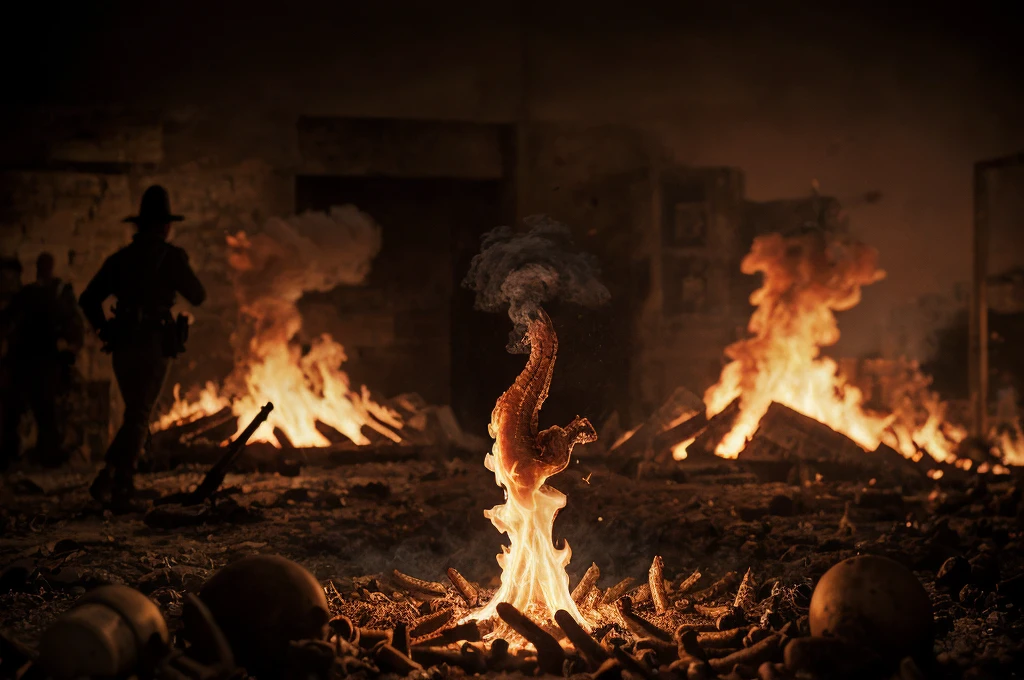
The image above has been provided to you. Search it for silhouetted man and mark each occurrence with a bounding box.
[1,252,84,469]
[80,185,206,511]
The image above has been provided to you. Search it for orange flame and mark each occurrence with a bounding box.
[154,208,403,447]
[470,422,588,629]
[704,231,965,462]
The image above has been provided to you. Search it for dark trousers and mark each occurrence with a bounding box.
[1,360,60,468]
[104,330,170,477]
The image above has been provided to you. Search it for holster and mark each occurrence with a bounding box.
[161,314,190,358]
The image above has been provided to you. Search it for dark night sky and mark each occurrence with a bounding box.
[3,1,1023,355]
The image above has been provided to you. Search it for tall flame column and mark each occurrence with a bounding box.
[471,309,597,629]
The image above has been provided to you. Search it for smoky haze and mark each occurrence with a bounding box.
[462,216,611,352]
[2,2,1022,358]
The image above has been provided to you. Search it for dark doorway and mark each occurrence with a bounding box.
[295,176,517,437]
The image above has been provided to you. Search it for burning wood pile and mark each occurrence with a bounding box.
[609,229,1021,474]
[147,207,484,462]
[2,220,1021,680]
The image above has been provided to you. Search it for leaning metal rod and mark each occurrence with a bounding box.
[971,151,1024,436]
[186,402,274,505]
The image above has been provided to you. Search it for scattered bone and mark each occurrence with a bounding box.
[409,608,454,638]
[649,556,670,613]
[626,583,652,605]
[572,563,601,604]
[373,643,423,674]
[616,596,673,641]
[732,568,756,610]
[445,567,478,606]
[390,569,446,598]
[708,633,785,674]
[601,577,636,605]
[678,569,703,595]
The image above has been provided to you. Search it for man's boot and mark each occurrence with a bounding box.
[89,466,115,504]
[108,468,144,514]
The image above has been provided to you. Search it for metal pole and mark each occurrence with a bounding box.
[970,163,989,437]
[970,151,1024,437]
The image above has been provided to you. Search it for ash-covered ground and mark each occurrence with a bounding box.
[1,453,1022,678]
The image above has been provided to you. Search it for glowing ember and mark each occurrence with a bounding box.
[154,207,403,447]
[704,230,965,462]
[671,435,696,461]
[470,309,596,632]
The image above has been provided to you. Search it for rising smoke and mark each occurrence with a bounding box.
[227,206,383,351]
[462,215,611,351]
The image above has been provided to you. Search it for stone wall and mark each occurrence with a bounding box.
[0,107,837,445]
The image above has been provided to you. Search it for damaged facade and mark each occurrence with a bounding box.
[0,109,839,449]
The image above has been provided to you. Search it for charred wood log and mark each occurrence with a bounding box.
[152,407,234,447]
[554,609,610,667]
[687,397,741,457]
[652,411,710,457]
[611,387,704,458]
[495,603,565,675]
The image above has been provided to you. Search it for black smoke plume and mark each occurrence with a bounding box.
[462,215,611,352]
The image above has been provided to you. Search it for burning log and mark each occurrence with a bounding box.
[652,411,711,458]
[390,570,447,599]
[740,402,867,465]
[152,406,234,447]
[495,603,565,675]
[572,563,601,605]
[554,609,610,667]
[687,398,742,457]
[611,387,704,457]
[649,556,669,613]
[446,568,478,606]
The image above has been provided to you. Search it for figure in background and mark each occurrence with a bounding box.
[79,185,206,511]
[1,252,84,469]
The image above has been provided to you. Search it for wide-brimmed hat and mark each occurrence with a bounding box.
[123,185,184,225]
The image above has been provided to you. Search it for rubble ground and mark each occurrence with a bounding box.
[1,454,1022,678]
